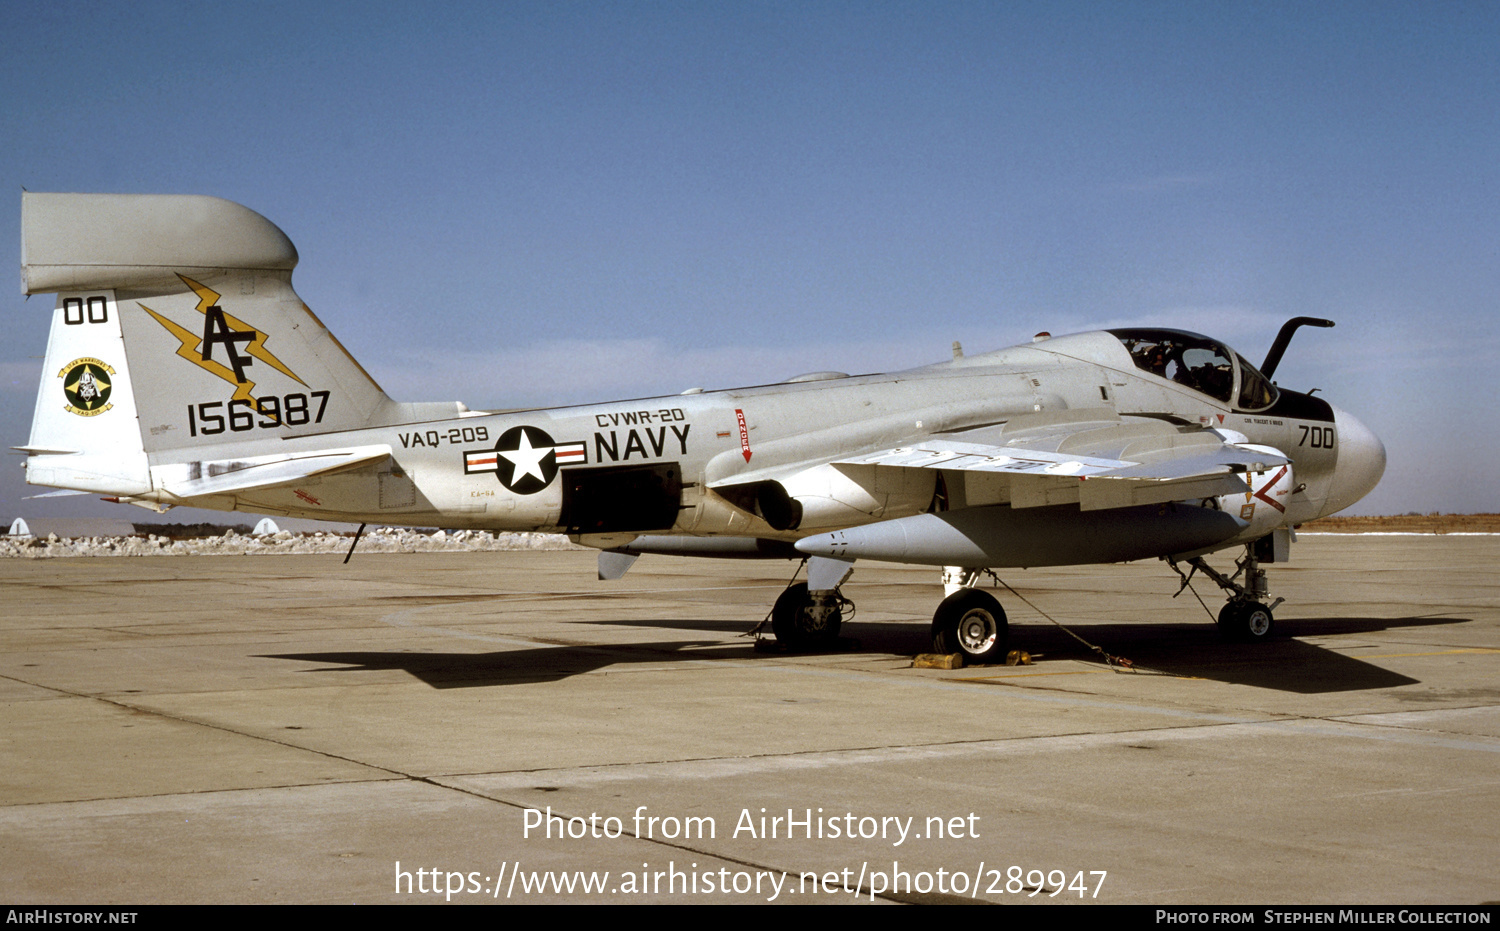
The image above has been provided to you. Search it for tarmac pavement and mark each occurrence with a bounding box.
[0,535,1496,904]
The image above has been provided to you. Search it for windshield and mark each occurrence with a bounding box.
[1234,353,1276,411]
[1109,328,1277,411]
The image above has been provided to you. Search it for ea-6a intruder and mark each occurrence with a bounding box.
[19,193,1386,660]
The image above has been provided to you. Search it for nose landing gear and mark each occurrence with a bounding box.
[1217,599,1275,640]
[1172,541,1284,641]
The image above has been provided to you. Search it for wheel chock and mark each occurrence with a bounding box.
[913,653,964,669]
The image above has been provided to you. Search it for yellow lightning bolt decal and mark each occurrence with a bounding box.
[140,305,255,401]
[139,274,306,404]
[178,275,305,385]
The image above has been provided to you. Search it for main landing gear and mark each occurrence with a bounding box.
[1173,540,1284,642]
[769,582,848,650]
[931,586,1009,663]
[767,562,1011,662]
[767,541,1285,658]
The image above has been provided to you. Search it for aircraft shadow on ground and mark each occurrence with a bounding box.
[265,614,1460,692]
[590,614,1467,694]
[1026,627,1424,693]
[263,636,749,689]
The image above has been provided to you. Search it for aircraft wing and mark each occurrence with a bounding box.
[834,415,1285,511]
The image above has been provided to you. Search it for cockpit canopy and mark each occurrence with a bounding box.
[1109,328,1277,412]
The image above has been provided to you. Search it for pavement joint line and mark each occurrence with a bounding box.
[1244,715,1500,753]
[748,658,1266,722]
[432,713,1500,790]
[1313,778,1500,801]
[434,722,1272,788]
[1358,648,1500,658]
[0,775,410,811]
[1331,702,1500,721]
[0,671,77,697]
[0,673,428,794]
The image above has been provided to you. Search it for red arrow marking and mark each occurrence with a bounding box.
[736,408,752,462]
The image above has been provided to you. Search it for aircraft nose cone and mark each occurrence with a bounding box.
[1325,406,1386,514]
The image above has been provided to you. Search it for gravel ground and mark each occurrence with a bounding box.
[0,527,581,558]
[7,514,1497,559]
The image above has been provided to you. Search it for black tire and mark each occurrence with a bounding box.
[771,583,842,649]
[1218,600,1275,641]
[931,588,1009,663]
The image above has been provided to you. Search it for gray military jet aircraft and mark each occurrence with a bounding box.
[18,193,1385,660]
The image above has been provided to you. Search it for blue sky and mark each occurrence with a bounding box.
[3,1,1498,521]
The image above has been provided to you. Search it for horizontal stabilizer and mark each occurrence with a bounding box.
[156,445,391,500]
[12,445,79,456]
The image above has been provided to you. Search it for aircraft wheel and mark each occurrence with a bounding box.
[932,588,1008,663]
[771,583,842,650]
[1218,600,1275,641]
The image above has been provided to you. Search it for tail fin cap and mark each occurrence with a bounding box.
[22,193,297,295]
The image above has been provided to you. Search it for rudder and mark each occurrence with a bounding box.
[25,290,151,495]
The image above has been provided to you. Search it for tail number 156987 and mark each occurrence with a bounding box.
[187,391,330,436]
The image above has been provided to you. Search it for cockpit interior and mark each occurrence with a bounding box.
[1109,328,1277,412]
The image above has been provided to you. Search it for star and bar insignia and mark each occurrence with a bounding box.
[464,425,586,495]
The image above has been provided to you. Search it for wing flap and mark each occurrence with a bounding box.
[1077,472,1250,511]
[839,439,1130,476]
[834,422,1284,511]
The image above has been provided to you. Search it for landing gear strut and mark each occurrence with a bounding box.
[1178,542,1283,642]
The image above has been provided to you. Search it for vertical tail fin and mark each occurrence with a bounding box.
[24,289,151,495]
[118,268,391,453]
[21,193,460,498]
